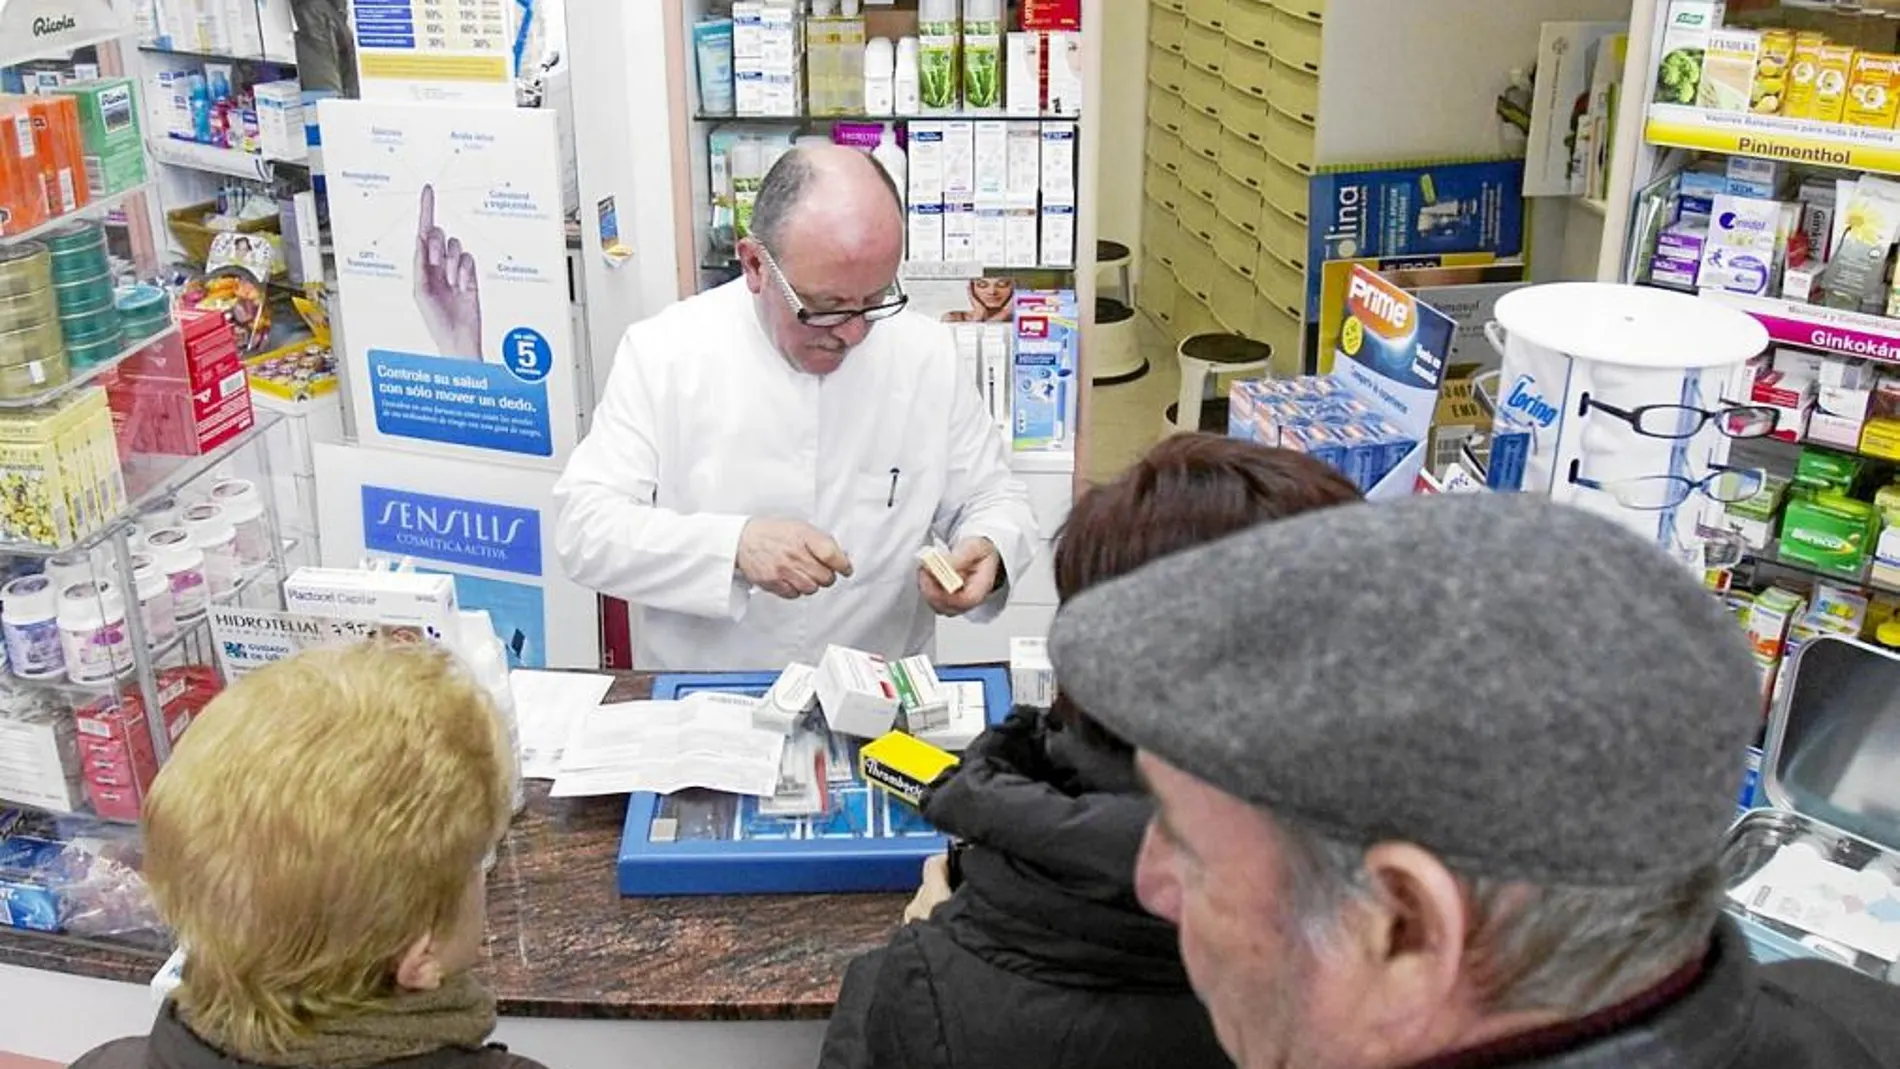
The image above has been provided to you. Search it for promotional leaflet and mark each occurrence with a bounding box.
[311,443,600,670]
[1314,254,1524,372]
[320,100,577,467]
[348,0,518,105]
[1330,266,1455,500]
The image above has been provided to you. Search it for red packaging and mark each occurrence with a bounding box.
[1020,0,1080,30]
[0,98,48,236]
[73,691,193,822]
[27,96,88,217]
[110,320,257,456]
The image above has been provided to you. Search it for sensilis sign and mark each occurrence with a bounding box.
[360,485,542,577]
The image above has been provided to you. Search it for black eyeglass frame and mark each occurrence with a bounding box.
[752,242,910,328]
[1577,393,1780,441]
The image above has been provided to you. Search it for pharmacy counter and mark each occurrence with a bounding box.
[0,672,909,1068]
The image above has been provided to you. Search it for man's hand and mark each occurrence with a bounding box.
[919,537,1000,617]
[738,518,854,600]
[903,854,955,924]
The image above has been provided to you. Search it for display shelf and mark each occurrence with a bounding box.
[1644,104,1900,177]
[693,111,1079,123]
[1745,540,1899,597]
[0,325,178,411]
[147,139,306,181]
[135,44,294,67]
[0,182,157,245]
[1699,291,1900,365]
[0,411,282,559]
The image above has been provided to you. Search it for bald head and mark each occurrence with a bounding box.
[750,144,904,260]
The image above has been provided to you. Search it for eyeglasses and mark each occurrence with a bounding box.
[1568,460,1766,511]
[754,244,909,328]
[1579,394,1779,440]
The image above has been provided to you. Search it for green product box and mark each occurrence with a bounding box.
[57,79,146,198]
[1781,494,1879,577]
[1793,447,1865,496]
[1728,473,1788,521]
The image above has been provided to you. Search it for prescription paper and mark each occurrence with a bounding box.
[550,692,787,799]
[510,669,616,780]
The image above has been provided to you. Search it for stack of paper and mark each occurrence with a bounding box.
[510,670,616,780]
[550,692,788,799]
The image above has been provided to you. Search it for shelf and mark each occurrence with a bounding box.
[1746,540,1899,596]
[1698,291,1900,365]
[0,410,283,560]
[0,0,128,69]
[0,324,179,411]
[1645,103,1900,176]
[148,139,306,181]
[0,182,156,245]
[136,44,295,66]
[694,111,1079,124]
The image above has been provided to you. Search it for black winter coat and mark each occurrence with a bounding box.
[817,707,1232,1069]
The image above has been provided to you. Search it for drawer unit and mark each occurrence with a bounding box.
[1269,59,1319,123]
[1262,154,1310,222]
[1146,126,1184,178]
[1249,300,1305,377]
[1184,0,1226,31]
[1216,171,1264,240]
[1146,162,1182,213]
[1269,0,1324,22]
[1177,189,1220,247]
[1219,127,1268,188]
[1257,241,1307,313]
[1264,104,1317,172]
[1224,38,1273,100]
[1153,0,1188,13]
[1185,19,1228,75]
[1177,288,1222,342]
[1139,255,1180,327]
[1182,107,1222,162]
[1268,7,1323,73]
[1181,62,1224,118]
[1175,256,1218,312]
[1143,205,1182,266]
[1226,0,1275,51]
[1212,215,1257,276]
[1151,84,1187,134]
[1150,7,1188,53]
[1222,86,1274,146]
[1260,201,1308,270]
[1149,47,1187,93]
[1180,151,1222,210]
[1212,263,1256,334]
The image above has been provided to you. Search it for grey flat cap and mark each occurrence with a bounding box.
[1049,493,1760,888]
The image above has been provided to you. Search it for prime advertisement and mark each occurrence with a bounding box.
[320,99,576,468]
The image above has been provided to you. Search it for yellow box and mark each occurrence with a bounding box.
[860,731,959,806]
[1754,29,1795,114]
[1862,416,1900,460]
[1783,33,1829,118]
[1812,45,1859,123]
[1846,53,1900,128]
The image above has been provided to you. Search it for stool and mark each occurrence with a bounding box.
[1092,296,1149,384]
[1167,332,1273,435]
[1096,239,1132,306]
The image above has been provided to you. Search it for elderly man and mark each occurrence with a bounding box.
[1049,494,1900,1069]
[555,145,1036,670]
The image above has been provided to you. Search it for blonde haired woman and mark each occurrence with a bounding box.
[74,642,544,1069]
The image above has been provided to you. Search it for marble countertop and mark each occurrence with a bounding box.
[0,673,911,1021]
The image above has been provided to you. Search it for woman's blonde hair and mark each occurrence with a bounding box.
[143,641,511,1053]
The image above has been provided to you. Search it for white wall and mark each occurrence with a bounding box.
[1096,1,1150,285]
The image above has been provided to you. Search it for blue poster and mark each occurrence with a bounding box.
[428,571,547,670]
[368,349,553,457]
[361,485,543,577]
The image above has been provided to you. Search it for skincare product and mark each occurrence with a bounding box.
[917,0,961,112]
[1006,32,1042,115]
[56,579,131,684]
[962,0,1003,111]
[894,36,922,116]
[871,124,907,209]
[695,19,737,115]
[1,575,63,678]
[282,566,459,642]
[864,37,896,115]
[1045,32,1084,116]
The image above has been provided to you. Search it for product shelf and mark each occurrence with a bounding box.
[147,139,306,181]
[1698,291,1900,365]
[134,44,295,67]
[0,410,283,560]
[1745,540,1900,598]
[0,182,158,246]
[692,110,1080,123]
[0,324,179,412]
[1644,104,1900,178]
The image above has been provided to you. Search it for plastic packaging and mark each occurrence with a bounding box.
[144,528,208,620]
[129,553,177,647]
[872,124,908,210]
[458,610,525,815]
[2,574,65,678]
[962,0,1003,110]
[917,0,961,111]
[895,37,923,115]
[865,37,897,115]
[693,19,736,116]
[209,479,270,563]
[182,503,240,596]
[57,580,133,684]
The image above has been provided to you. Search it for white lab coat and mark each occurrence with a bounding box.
[553,279,1039,672]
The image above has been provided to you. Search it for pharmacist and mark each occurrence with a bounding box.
[554,145,1038,671]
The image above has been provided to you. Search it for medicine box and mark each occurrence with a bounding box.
[1010,636,1056,708]
[284,567,460,643]
[861,731,959,806]
[757,662,817,734]
[253,80,303,160]
[57,79,145,198]
[0,705,82,813]
[890,655,953,734]
[816,645,899,739]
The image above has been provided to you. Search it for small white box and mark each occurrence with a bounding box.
[976,208,1009,266]
[1040,122,1078,204]
[0,709,84,813]
[735,70,767,115]
[1006,126,1042,210]
[890,655,953,734]
[283,567,459,642]
[1006,32,1043,115]
[817,646,900,739]
[254,80,304,160]
[1725,156,1785,199]
[1040,203,1076,267]
[1698,194,1781,296]
[732,2,765,59]
[943,121,976,201]
[1010,636,1056,709]
[757,662,818,734]
[974,122,1009,205]
[908,203,945,261]
[908,122,946,206]
[944,203,979,262]
[1004,209,1039,267]
[1819,355,1874,391]
[1045,32,1084,116]
[915,681,988,752]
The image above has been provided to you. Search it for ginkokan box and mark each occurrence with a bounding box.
[57,78,146,197]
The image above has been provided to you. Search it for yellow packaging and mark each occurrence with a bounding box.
[860,731,960,806]
[1862,416,1900,460]
[1846,53,1900,128]
[1700,29,1763,112]
[1754,29,1795,114]
[1813,45,1859,123]
[0,436,72,545]
[1783,33,1830,117]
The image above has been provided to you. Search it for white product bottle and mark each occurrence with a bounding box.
[458,610,524,816]
[894,36,923,116]
[865,37,896,116]
[872,124,908,210]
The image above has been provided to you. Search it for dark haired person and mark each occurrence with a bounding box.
[817,433,1363,1069]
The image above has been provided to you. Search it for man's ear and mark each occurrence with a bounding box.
[736,238,767,294]
[393,933,445,993]
[1351,843,1472,1029]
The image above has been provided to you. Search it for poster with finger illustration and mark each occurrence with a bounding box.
[318,99,576,468]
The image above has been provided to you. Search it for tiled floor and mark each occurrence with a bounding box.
[1083,315,1181,484]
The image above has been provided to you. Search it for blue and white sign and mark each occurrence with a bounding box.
[321,100,576,469]
[361,484,543,577]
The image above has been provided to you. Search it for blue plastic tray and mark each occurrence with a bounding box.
[616,666,1012,896]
